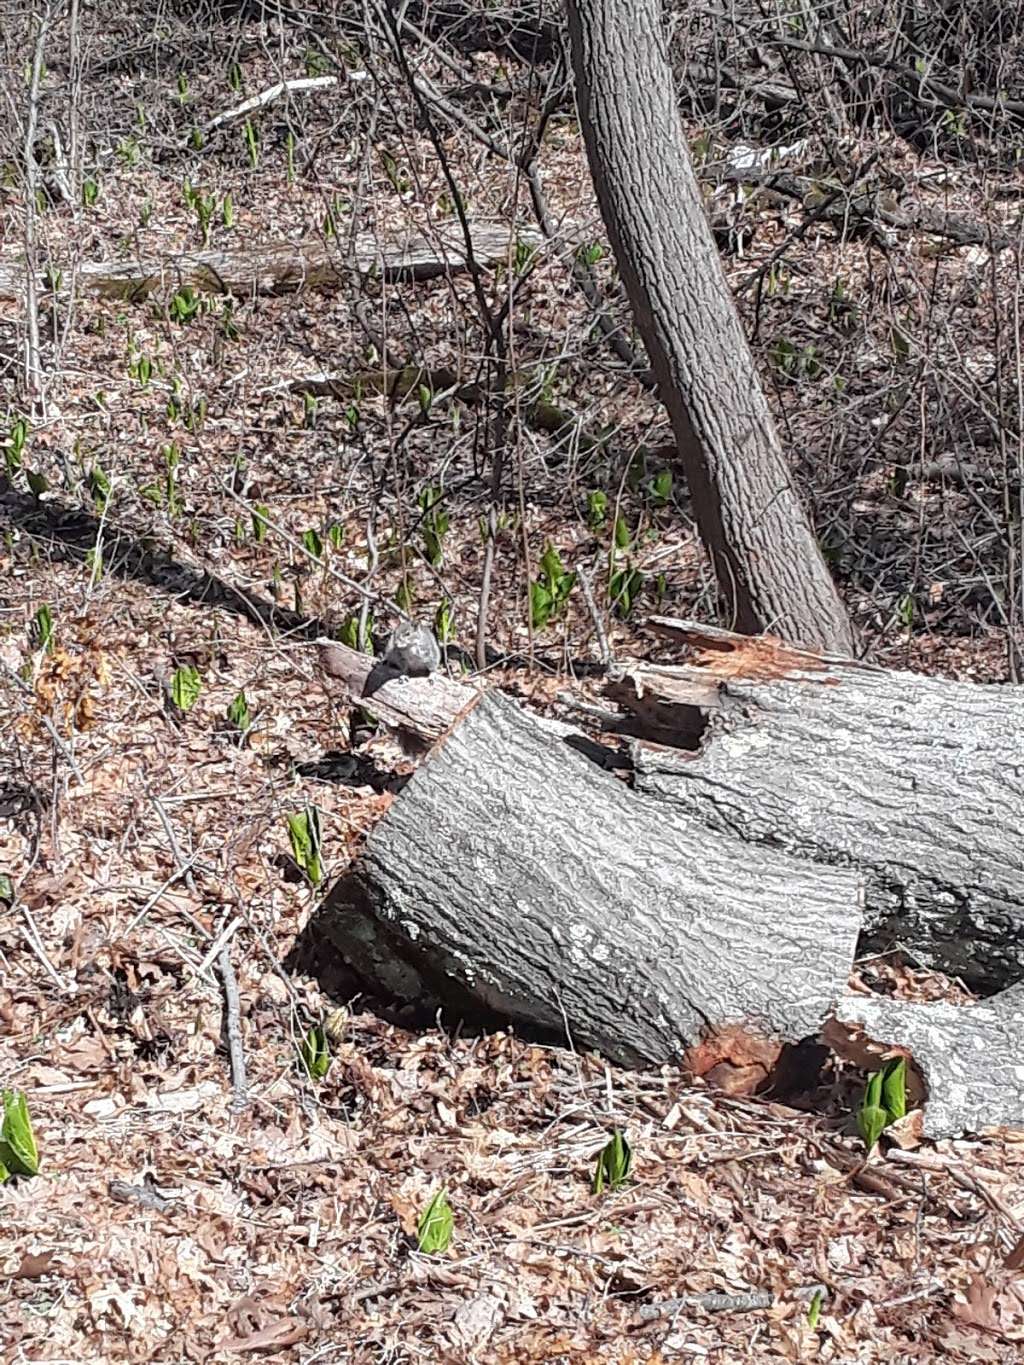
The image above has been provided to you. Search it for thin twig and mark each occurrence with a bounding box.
[576,564,612,668]
[218,935,248,1112]
[635,1283,826,1321]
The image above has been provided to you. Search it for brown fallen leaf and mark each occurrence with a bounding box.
[953,1272,1024,1340]
[8,1249,57,1280]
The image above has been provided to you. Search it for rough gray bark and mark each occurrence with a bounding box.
[565,0,854,654]
[0,223,538,302]
[319,689,863,1069]
[618,618,1024,988]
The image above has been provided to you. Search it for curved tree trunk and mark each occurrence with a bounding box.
[565,0,854,655]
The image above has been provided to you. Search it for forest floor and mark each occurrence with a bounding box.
[3,2,1024,1361]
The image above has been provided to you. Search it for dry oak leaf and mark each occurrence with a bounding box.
[954,1272,1024,1341]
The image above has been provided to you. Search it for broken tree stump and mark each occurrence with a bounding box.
[319,687,862,1068]
[611,618,1024,990]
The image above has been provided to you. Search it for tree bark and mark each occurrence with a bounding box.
[318,688,863,1069]
[613,618,1024,989]
[564,0,854,655]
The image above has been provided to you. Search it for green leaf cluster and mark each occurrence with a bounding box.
[529,543,575,630]
[856,1057,908,1152]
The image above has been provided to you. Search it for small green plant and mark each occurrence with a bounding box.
[171,665,202,712]
[128,351,153,387]
[395,577,415,613]
[806,1287,825,1328]
[380,148,408,194]
[856,1057,908,1153]
[4,416,27,476]
[303,392,318,429]
[287,807,323,886]
[435,600,455,645]
[646,469,672,508]
[327,522,345,550]
[416,1188,453,1254]
[169,286,202,325]
[576,242,604,267]
[827,277,858,330]
[162,443,182,516]
[221,193,234,228]
[117,136,141,168]
[251,504,270,543]
[418,485,450,567]
[586,489,608,530]
[285,130,296,186]
[81,176,100,207]
[764,263,791,298]
[299,1025,331,1080]
[42,263,62,292]
[0,1089,40,1182]
[226,691,251,734]
[182,181,216,245]
[340,614,374,654]
[228,62,243,93]
[88,464,111,512]
[243,119,259,168]
[31,604,53,652]
[301,527,323,560]
[593,1129,632,1194]
[609,565,645,619]
[529,543,576,629]
[896,593,915,629]
[513,237,535,275]
[304,45,330,78]
[176,71,190,104]
[890,324,911,363]
[771,338,820,381]
[139,197,154,228]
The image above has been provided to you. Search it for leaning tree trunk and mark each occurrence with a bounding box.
[565,0,854,656]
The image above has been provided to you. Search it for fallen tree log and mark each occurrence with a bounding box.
[309,625,1024,1135]
[611,618,1024,989]
[318,686,862,1068]
[0,222,540,302]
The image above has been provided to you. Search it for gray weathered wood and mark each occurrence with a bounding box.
[619,618,1024,988]
[319,689,863,1068]
[0,223,539,302]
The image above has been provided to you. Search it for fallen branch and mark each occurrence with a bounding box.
[219,938,248,1113]
[202,75,339,136]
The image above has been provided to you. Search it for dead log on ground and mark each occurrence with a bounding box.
[310,627,1024,1135]
[0,223,540,302]
[318,683,862,1068]
[612,618,1024,990]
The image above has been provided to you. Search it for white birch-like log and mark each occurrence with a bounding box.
[319,689,863,1068]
